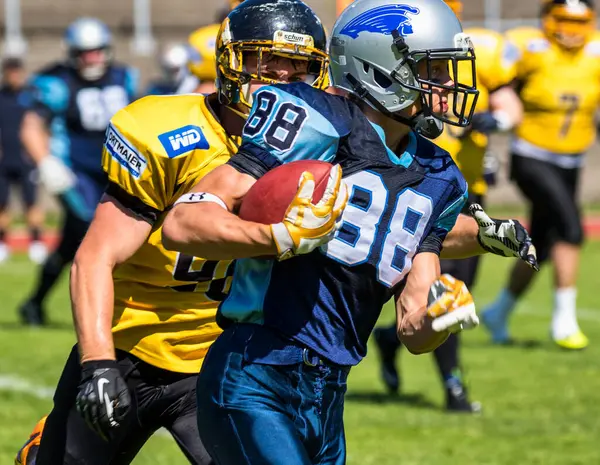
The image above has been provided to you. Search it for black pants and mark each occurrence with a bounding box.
[36,346,213,465]
[510,153,583,264]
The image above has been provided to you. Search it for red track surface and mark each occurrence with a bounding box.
[6,218,600,252]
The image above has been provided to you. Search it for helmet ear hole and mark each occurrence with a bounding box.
[362,61,370,74]
[373,69,392,89]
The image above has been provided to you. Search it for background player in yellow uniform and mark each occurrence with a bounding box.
[483,0,596,350]
[373,0,524,412]
[14,2,332,464]
[177,1,243,95]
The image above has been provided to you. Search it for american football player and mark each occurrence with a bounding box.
[15,2,330,465]
[160,0,490,462]
[483,0,596,350]
[18,18,138,326]
[144,43,189,96]
[373,0,524,412]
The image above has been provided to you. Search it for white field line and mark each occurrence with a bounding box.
[0,374,170,438]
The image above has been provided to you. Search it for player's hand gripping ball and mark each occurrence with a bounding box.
[239,160,348,261]
[427,274,479,334]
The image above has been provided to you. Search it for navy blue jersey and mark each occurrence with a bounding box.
[222,83,468,366]
[24,62,138,178]
[0,86,31,168]
[144,79,178,96]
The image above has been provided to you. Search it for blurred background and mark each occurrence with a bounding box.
[1,1,600,465]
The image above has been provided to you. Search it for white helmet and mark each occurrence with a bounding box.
[160,43,189,87]
[64,17,113,81]
[329,0,479,138]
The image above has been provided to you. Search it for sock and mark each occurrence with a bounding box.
[29,227,41,243]
[30,252,66,306]
[434,333,460,384]
[489,288,517,320]
[552,287,579,340]
[0,229,6,242]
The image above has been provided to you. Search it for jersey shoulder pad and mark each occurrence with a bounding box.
[469,28,518,90]
[415,135,466,191]
[29,64,71,113]
[506,27,548,55]
[467,28,502,50]
[240,83,354,165]
[189,24,220,49]
[103,94,221,210]
[110,63,140,98]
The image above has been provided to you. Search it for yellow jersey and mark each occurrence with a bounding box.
[436,28,517,196]
[102,94,239,373]
[506,28,600,156]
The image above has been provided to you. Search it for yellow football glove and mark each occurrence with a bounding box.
[427,274,479,333]
[271,164,348,261]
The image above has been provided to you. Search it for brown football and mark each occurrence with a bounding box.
[238,160,333,224]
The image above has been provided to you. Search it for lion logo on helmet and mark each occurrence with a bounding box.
[339,4,420,39]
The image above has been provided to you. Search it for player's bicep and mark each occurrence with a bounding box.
[189,164,256,212]
[76,194,153,267]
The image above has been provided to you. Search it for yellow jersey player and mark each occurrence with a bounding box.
[177,1,244,95]
[15,1,331,464]
[373,0,523,413]
[483,0,596,350]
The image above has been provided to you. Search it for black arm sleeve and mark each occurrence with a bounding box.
[417,233,444,256]
[105,182,161,225]
[227,143,282,180]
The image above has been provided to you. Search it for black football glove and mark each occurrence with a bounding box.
[469,203,539,271]
[75,360,131,441]
[469,112,499,134]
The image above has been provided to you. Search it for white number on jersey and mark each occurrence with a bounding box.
[76,86,129,131]
[324,171,433,287]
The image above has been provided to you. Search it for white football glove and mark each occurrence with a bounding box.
[38,156,76,194]
[469,203,539,271]
[428,274,479,334]
[271,164,348,261]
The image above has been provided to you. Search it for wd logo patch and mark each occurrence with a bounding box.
[158,125,210,158]
[105,125,147,179]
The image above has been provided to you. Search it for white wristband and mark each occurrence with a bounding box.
[492,110,514,132]
[173,192,228,210]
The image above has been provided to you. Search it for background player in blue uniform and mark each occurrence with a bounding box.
[0,56,47,264]
[18,17,138,325]
[162,1,490,463]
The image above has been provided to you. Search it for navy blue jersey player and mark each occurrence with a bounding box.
[163,0,535,463]
[19,17,138,325]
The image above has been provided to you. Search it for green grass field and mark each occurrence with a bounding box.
[1,243,600,464]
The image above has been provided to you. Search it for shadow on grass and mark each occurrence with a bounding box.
[345,391,438,410]
[467,338,544,350]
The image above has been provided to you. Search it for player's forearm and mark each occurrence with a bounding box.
[70,252,116,362]
[397,253,448,354]
[441,214,486,259]
[20,112,50,164]
[162,203,277,260]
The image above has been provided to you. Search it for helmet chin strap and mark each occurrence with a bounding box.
[344,73,444,140]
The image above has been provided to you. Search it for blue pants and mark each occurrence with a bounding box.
[197,325,350,465]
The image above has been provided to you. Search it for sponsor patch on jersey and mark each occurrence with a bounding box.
[158,125,210,158]
[105,124,147,179]
[339,4,420,39]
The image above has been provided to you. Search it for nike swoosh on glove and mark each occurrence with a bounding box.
[427,274,479,333]
[469,203,539,271]
[76,360,131,441]
[271,164,348,261]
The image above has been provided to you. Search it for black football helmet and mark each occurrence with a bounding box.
[541,0,596,49]
[215,0,329,108]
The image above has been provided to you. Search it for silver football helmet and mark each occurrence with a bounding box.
[329,0,479,138]
[64,18,113,81]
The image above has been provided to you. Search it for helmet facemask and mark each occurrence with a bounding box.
[342,30,478,138]
[217,23,329,108]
